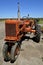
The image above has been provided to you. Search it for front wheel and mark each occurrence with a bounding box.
[3,42,10,62]
[10,42,20,63]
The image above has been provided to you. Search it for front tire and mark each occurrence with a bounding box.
[10,42,20,63]
[3,43,10,62]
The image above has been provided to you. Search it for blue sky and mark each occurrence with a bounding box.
[0,0,43,18]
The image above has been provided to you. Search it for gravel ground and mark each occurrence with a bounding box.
[0,22,43,65]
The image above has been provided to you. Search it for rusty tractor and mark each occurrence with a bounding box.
[2,2,41,63]
[2,19,41,63]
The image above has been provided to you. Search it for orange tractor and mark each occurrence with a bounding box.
[3,19,41,63]
[2,2,41,63]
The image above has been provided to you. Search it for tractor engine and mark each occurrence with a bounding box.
[5,20,24,41]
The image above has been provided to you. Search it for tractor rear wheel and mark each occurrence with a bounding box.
[10,42,20,63]
[3,43,10,62]
[33,21,41,43]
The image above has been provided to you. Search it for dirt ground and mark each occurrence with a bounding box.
[0,22,43,65]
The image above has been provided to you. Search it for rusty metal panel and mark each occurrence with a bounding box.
[5,23,16,36]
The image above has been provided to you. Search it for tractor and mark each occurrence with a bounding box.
[2,2,41,63]
[3,19,41,63]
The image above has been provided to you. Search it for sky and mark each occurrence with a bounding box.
[0,0,43,18]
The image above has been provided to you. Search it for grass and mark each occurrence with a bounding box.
[38,20,43,29]
[0,20,5,22]
[38,20,43,24]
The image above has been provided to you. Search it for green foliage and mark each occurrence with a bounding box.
[0,19,5,22]
[38,20,43,24]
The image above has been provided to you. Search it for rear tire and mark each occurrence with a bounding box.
[33,20,41,43]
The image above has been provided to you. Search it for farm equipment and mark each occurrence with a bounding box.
[3,3,41,63]
[3,19,41,63]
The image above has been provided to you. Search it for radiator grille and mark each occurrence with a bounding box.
[5,24,16,36]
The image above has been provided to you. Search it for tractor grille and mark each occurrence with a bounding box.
[5,23,16,36]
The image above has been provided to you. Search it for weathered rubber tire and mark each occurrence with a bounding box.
[33,25,41,43]
[10,42,20,63]
[3,43,10,62]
